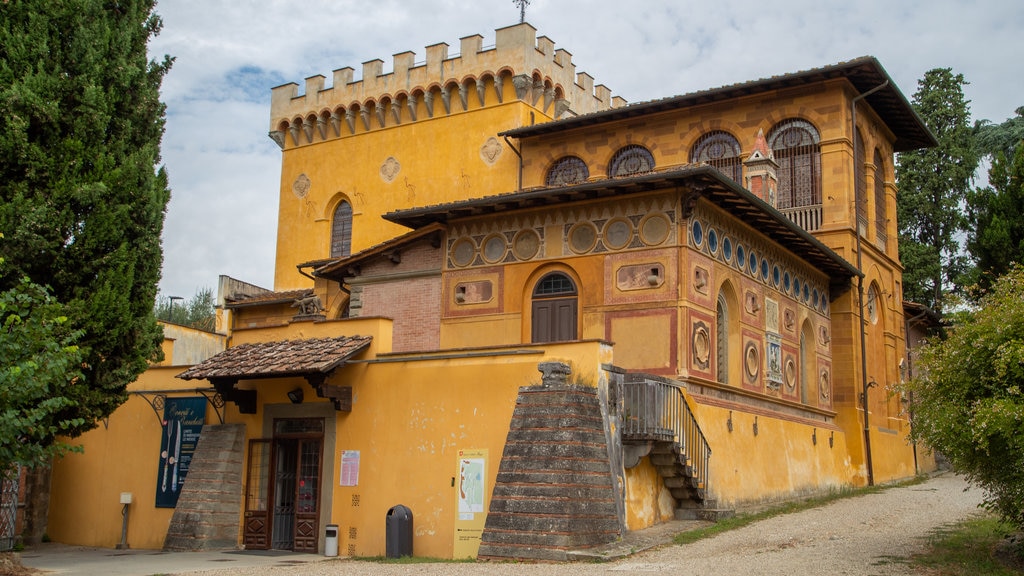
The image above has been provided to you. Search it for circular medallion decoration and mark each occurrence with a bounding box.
[693,326,711,366]
[722,236,733,263]
[820,370,831,400]
[745,343,760,379]
[803,283,811,304]
[772,265,781,288]
[785,358,797,389]
[793,278,801,299]
[640,214,670,246]
[749,252,758,277]
[760,258,770,282]
[569,222,598,254]
[691,220,704,247]
[482,234,507,263]
[707,228,719,255]
[784,271,792,293]
[812,289,820,309]
[512,229,541,260]
[604,218,632,250]
[736,244,746,271]
[292,173,311,198]
[451,238,476,267]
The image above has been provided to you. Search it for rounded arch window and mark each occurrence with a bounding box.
[768,118,822,209]
[608,145,655,177]
[691,130,742,183]
[330,200,353,258]
[533,272,577,297]
[546,156,589,186]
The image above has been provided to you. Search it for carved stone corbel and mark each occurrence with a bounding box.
[423,92,435,118]
[302,118,314,144]
[458,84,468,111]
[391,104,401,125]
[289,124,301,146]
[554,99,571,119]
[329,113,341,137]
[406,95,418,122]
[316,117,327,140]
[493,76,504,103]
[375,106,386,129]
[359,109,371,131]
[531,79,544,106]
[543,87,555,113]
[441,87,452,115]
[476,83,486,107]
[268,130,286,149]
[344,109,356,134]
[512,74,531,101]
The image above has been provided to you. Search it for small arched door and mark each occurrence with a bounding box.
[531,272,578,343]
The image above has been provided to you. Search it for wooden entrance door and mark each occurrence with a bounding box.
[243,419,324,552]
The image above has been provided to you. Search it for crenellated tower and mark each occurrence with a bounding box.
[269,23,622,292]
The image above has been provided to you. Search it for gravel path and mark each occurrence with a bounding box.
[177,473,984,576]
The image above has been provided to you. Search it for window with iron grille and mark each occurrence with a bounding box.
[545,156,589,186]
[608,145,655,177]
[691,131,742,183]
[855,129,868,235]
[330,201,352,258]
[716,292,729,385]
[874,150,888,246]
[767,119,821,209]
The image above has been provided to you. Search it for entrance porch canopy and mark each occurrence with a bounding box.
[177,335,372,413]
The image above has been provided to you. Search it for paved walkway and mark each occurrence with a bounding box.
[20,473,983,576]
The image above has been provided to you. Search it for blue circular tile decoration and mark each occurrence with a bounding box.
[722,236,733,262]
[803,283,810,303]
[760,258,770,282]
[812,288,820,308]
[784,271,791,292]
[772,265,781,288]
[749,252,758,276]
[692,220,703,247]
[793,278,801,298]
[736,244,746,270]
[708,228,719,254]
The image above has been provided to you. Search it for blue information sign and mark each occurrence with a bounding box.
[155,397,207,508]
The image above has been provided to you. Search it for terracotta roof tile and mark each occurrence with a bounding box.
[177,335,372,381]
[224,288,312,308]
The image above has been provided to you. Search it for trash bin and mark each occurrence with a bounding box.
[324,524,338,557]
[385,504,413,558]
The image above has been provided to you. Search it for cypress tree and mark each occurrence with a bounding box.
[0,0,173,435]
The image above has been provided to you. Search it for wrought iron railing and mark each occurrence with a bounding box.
[622,378,711,497]
[780,204,823,232]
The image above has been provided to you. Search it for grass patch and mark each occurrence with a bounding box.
[908,515,1024,575]
[673,475,927,545]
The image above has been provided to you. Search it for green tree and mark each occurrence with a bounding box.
[965,144,1024,291]
[975,106,1024,159]
[156,287,216,332]
[0,1,172,434]
[896,68,980,310]
[0,275,86,476]
[906,266,1024,529]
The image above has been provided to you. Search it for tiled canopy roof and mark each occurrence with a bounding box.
[223,288,312,308]
[177,335,372,381]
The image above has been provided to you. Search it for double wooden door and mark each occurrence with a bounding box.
[244,420,323,552]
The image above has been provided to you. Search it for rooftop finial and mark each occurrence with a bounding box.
[513,0,530,23]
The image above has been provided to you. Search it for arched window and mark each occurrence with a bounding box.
[855,129,868,235]
[608,145,655,177]
[716,292,729,384]
[874,150,888,248]
[546,156,589,186]
[330,201,353,258]
[531,272,578,343]
[768,119,821,209]
[691,131,742,183]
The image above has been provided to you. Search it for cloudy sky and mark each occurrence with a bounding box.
[149,0,1023,299]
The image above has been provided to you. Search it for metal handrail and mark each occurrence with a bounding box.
[622,379,711,496]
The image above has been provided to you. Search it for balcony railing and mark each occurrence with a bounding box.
[779,204,823,232]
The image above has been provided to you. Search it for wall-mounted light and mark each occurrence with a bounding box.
[726,411,733,433]
[287,387,304,404]
[812,428,817,446]
[753,416,759,437]
[829,431,835,448]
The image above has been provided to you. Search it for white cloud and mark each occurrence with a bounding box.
[150,0,1024,298]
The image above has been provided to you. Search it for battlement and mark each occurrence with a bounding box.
[268,23,623,148]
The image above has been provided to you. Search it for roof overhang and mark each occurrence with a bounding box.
[314,223,445,282]
[177,335,372,412]
[500,56,935,152]
[384,165,860,297]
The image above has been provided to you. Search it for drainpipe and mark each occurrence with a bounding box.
[503,135,523,192]
[903,308,929,474]
[852,79,888,486]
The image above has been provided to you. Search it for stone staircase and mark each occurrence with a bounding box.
[478,363,620,561]
[163,423,246,551]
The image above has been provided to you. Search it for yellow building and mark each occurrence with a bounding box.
[48,23,937,561]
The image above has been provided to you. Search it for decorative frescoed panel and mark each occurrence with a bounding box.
[604,248,677,305]
[741,329,763,392]
[687,252,714,309]
[687,309,714,380]
[817,358,833,409]
[687,203,830,319]
[780,344,799,402]
[444,267,504,318]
